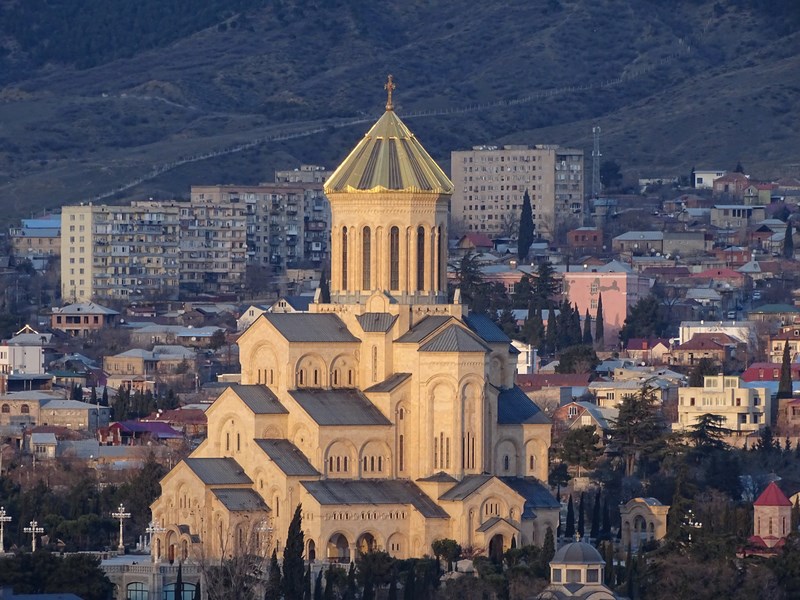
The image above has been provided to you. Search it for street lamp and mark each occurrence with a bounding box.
[145,521,165,562]
[112,504,131,552]
[0,508,11,554]
[23,520,43,552]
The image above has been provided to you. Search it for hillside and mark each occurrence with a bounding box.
[0,0,799,226]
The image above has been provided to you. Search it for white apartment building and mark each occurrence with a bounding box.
[676,375,770,435]
[450,145,584,239]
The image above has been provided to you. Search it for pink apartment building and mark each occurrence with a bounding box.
[562,260,653,349]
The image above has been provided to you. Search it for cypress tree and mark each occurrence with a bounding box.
[602,497,611,539]
[323,569,334,600]
[403,564,416,600]
[566,495,575,539]
[283,504,305,600]
[388,570,398,600]
[778,341,793,399]
[265,549,282,600]
[303,565,312,600]
[595,294,604,348]
[545,310,558,354]
[625,545,634,599]
[604,541,614,586]
[784,222,795,259]
[319,267,331,303]
[570,303,582,346]
[582,309,593,345]
[591,488,601,541]
[541,527,555,578]
[518,189,534,261]
[346,562,357,600]
[314,570,324,600]
[90,386,98,404]
[101,386,109,406]
[578,492,585,539]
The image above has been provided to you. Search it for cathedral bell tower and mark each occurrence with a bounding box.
[324,76,453,305]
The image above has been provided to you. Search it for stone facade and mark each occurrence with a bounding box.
[620,497,669,551]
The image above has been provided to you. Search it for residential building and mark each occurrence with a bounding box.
[150,85,559,566]
[128,325,223,348]
[693,169,726,189]
[713,172,750,200]
[566,227,603,254]
[450,144,584,239]
[8,215,61,261]
[664,332,744,368]
[50,302,120,337]
[588,379,675,410]
[0,326,55,375]
[562,261,652,348]
[0,392,110,432]
[766,328,800,363]
[551,401,617,446]
[60,202,181,302]
[104,345,198,393]
[710,205,766,229]
[676,375,769,435]
[625,338,670,365]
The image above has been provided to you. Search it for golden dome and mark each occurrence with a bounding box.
[324,77,454,196]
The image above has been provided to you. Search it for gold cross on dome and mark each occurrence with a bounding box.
[385,74,396,111]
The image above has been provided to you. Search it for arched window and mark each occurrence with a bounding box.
[362,227,371,289]
[389,226,399,290]
[371,346,378,382]
[341,226,348,289]
[162,583,196,600]
[399,434,404,472]
[127,582,149,600]
[417,226,425,291]
[529,455,536,471]
[503,455,510,471]
[1,404,9,414]
[20,404,29,414]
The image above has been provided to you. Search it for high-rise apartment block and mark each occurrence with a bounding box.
[450,145,584,239]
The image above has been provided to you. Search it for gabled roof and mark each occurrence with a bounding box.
[476,516,519,533]
[281,295,314,312]
[417,471,458,483]
[254,439,319,476]
[396,315,452,343]
[324,108,453,195]
[497,386,550,425]
[439,474,494,501]
[212,488,269,511]
[464,313,511,344]
[111,421,182,439]
[289,389,391,426]
[263,313,360,343]
[52,302,119,315]
[516,373,591,392]
[356,313,398,333]
[500,477,561,516]
[228,385,288,415]
[675,332,739,350]
[419,324,490,353]
[754,481,792,507]
[364,373,412,393]
[184,458,251,485]
[301,479,449,518]
[458,233,493,249]
[626,338,670,351]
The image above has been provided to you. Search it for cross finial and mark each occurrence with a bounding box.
[384,74,396,111]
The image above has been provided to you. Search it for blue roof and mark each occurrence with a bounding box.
[464,313,511,343]
[500,477,561,517]
[497,386,550,425]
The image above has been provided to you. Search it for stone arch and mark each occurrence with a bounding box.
[324,439,357,477]
[356,530,381,556]
[495,438,521,475]
[250,342,279,387]
[261,425,282,439]
[427,376,458,472]
[126,581,149,600]
[480,495,508,521]
[460,377,483,471]
[218,413,242,456]
[327,532,351,563]
[488,353,506,388]
[524,438,548,479]
[359,439,392,477]
[386,532,407,558]
[307,539,316,562]
[330,353,358,388]
[489,534,504,562]
[295,353,327,388]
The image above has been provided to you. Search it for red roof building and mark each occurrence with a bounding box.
[741,482,793,557]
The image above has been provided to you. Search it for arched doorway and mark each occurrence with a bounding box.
[633,515,647,549]
[327,533,350,563]
[307,539,316,562]
[488,534,504,563]
[357,532,377,556]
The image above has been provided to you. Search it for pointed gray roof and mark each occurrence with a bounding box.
[301,479,448,518]
[419,324,490,353]
[289,389,391,426]
[212,488,269,511]
[356,312,399,333]
[396,315,452,343]
[184,458,251,485]
[263,313,360,343]
[497,386,550,425]
[364,373,412,393]
[439,474,494,501]
[464,313,511,343]
[228,385,288,414]
[255,439,319,476]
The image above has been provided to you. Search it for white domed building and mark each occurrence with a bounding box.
[538,540,624,599]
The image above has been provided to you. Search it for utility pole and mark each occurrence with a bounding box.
[591,126,602,199]
[24,520,43,552]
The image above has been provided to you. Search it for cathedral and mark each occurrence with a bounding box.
[150,78,558,565]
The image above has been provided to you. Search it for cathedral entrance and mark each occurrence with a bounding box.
[488,534,504,563]
[357,532,377,556]
[327,533,350,563]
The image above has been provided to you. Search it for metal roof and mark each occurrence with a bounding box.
[364,373,412,393]
[396,316,452,343]
[289,389,391,426]
[228,385,288,414]
[324,109,453,196]
[464,313,511,343]
[264,313,360,343]
[417,471,457,483]
[419,324,490,353]
[184,458,252,485]
[356,313,399,333]
[476,516,519,533]
[439,474,494,501]
[255,439,320,476]
[212,488,269,512]
[301,479,448,518]
[497,386,550,425]
[501,477,561,517]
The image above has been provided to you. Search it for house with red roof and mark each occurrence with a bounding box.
[740,482,792,557]
[713,172,750,200]
[625,338,670,365]
[689,267,746,287]
[455,233,493,255]
[664,332,743,368]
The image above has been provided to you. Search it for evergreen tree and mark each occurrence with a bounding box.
[387,569,398,600]
[521,308,545,350]
[545,310,558,355]
[604,541,615,586]
[533,261,558,310]
[314,570,324,600]
[303,565,312,600]
[283,504,305,600]
[594,294,604,347]
[591,488,601,542]
[785,222,795,259]
[101,387,108,407]
[582,309,593,345]
[319,267,331,303]
[688,357,718,387]
[602,497,611,539]
[793,499,800,533]
[570,303,582,346]
[90,386,97,404]
[618,296,668,344]
[566,495,575,539]
[734,161,745,173]
[578,492,585,539]
[541,527,555,578]
[518,189,534,261]
[403,565,416,600]
[323,569,334,600]
[265,549,282,600]
[609,384,666,477]
[779,340,793,399]
[346,562,356,600]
